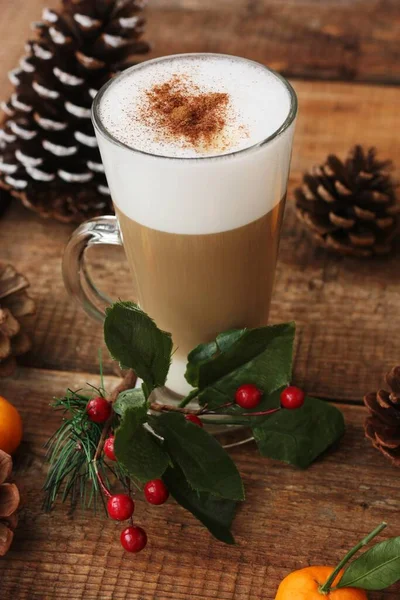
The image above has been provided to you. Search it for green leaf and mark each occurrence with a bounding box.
[185,323,295,410]
[114,390,169,482]
[163,461,236,544]
[338,537,400,590]
[185,329,246,387]
[113,388,144,416]
[252,396,345,468]
[151,412,244,501]
[104,301,173,394]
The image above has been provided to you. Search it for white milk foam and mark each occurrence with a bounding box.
[99,54,291,159]
[94,54,296,235]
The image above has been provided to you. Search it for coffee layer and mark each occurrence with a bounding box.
[116,198,285,395]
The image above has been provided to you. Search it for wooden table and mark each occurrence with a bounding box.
[1,1,400,598]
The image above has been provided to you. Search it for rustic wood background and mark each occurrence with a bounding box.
[1,0,400,598]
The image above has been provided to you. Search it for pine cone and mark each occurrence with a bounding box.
[364,366,400,466]
[0,262,36,377]
[0,449,20,556]
[0,0,149,223]
[295,146,399,257]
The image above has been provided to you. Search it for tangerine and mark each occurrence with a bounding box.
[0,396,23,454]
[275,566,368,600]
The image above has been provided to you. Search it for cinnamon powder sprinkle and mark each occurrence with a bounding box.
[141,76,231,151]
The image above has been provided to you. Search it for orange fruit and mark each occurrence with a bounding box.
[275,566,368,600]
[0,396,23,454]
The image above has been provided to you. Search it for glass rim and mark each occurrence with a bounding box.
[92,52,298,161]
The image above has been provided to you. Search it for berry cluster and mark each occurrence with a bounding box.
[86,396,170,554]
[85,384,305,553]
[234,384,305,411]
[181,383,306,429]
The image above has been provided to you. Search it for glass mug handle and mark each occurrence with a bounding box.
[62,216,122,322]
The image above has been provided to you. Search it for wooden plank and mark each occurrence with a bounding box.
[0,0,399,89]
[145,0,400,84]
[0,368,399,599]
[1,79,399,401]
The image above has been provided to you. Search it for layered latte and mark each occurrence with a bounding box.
[93,54,296,395]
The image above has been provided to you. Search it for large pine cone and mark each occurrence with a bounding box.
[364,366,400,466]
[0,262,36,377]
[0,0,149,223]
[0,450,20,556]
[295,146,399,257]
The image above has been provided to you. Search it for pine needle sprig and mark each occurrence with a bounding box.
[43,389,113,512]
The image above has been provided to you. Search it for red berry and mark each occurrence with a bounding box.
[120,525,147,553]
[235,384,263,409]
[144,479,169,505]
[107,494,135,521]
[86,396,112,423]
[280,386,305,410]
[185,414,203,427]
[104,436,116,461]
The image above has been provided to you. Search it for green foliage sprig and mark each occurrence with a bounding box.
[44,301,345,543]
[43,389,122,512]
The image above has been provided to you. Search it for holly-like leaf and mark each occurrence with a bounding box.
[151,412,244,501]
[113,388,144,416]
[252,396,345,468]
[185,323,295,410]
[163,461,236,544]
[185,329,246,387]
[338,537,400,590]
[114,390,169,482]
[104,301,173,394]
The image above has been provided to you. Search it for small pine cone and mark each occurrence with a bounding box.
[364,366,400,466]
[0,0,149,223]
[0,449,20,556]
[0,262,36,377]
[295,145,399,257]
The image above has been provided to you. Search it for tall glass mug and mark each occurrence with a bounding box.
[63,53,297,403]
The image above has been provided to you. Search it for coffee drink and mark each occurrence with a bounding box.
[93,54,297,395]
